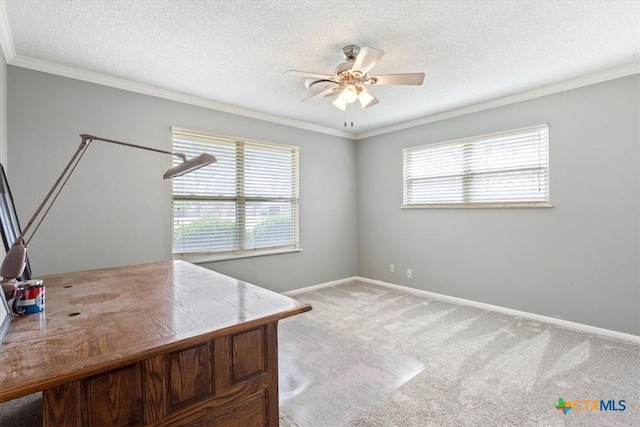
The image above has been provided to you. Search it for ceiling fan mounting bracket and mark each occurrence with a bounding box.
[341,45,360,61]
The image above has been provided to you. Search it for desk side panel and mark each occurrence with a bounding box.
[44,322,278,427]
[43,381,83,427]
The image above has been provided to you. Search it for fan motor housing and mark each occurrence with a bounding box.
[335,62,354,75]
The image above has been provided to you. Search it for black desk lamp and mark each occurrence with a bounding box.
[0,134,216,288]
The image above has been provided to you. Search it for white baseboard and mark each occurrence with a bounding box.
[355,276,639,344]
[284,275,639,344]
[283,276,358,296]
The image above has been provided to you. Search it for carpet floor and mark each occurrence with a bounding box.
[278,281,639,427]
[2,280,638,426]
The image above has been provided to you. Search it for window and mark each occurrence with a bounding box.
[403,124,550,208]
[171,128,300,261]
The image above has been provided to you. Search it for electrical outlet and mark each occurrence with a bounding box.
[390,264,395,273]
[407,269,412,278]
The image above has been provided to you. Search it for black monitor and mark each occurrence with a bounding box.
[0,163,31,282]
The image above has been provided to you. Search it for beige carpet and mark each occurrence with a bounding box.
[278,281,640,427]
[279,315,424,427]
[3,280,638,426]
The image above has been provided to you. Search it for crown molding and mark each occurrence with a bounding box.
[0,1,15,63]
[6,51,639,142]
[355,62,640,140]
[6,54,354,140]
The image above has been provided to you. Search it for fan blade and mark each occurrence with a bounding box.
[351,46,385,74]
[358,87,379,109]
[286,70,335,79]
[370,73,425,85]
[301,85,341,102]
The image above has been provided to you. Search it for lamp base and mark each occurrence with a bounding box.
[1,278,19,300]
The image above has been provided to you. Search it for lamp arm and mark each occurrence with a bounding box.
[80,134,187,162]
[11,139,90,248]
[1,133,215,283]
[14,134,189,247]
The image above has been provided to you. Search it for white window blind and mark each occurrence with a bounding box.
[171,128,300,260]
[403,124,550,207]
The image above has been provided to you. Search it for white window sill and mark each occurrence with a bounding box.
[174,247,302,264]
[402,202,554,209]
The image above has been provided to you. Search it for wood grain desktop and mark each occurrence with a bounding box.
[0,260,311,426]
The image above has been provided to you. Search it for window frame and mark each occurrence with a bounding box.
[170,127,301,263]
[402,124,552,209]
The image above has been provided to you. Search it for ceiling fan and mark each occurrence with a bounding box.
[286,45,425,113]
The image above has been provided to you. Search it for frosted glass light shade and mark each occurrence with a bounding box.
[332,96,347,111]
[358,87,376,108]
[341,85,358,103]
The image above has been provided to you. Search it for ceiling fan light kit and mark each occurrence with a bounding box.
[286,45,425,124]
[340,85,359,103]
[332,94,348,111]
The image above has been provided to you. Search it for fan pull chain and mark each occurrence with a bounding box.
[342,103,355,127]
[351,103,354,127]
[345,103,353,127]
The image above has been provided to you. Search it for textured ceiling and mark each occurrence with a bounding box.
[2,1,639,137]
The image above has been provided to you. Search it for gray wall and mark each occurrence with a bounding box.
[0,52,6,259]
[357,75,640,335]
[7,67,357,293]
[7,65,639,334]
[0,51,6,168]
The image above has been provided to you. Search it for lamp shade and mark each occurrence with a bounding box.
[357,87,379,109]
[332,96,347,111]
[164,153,217,179]
[0,244,27,282]
[341,85,358,103]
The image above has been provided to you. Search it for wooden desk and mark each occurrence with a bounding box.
[0,260,311,426]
